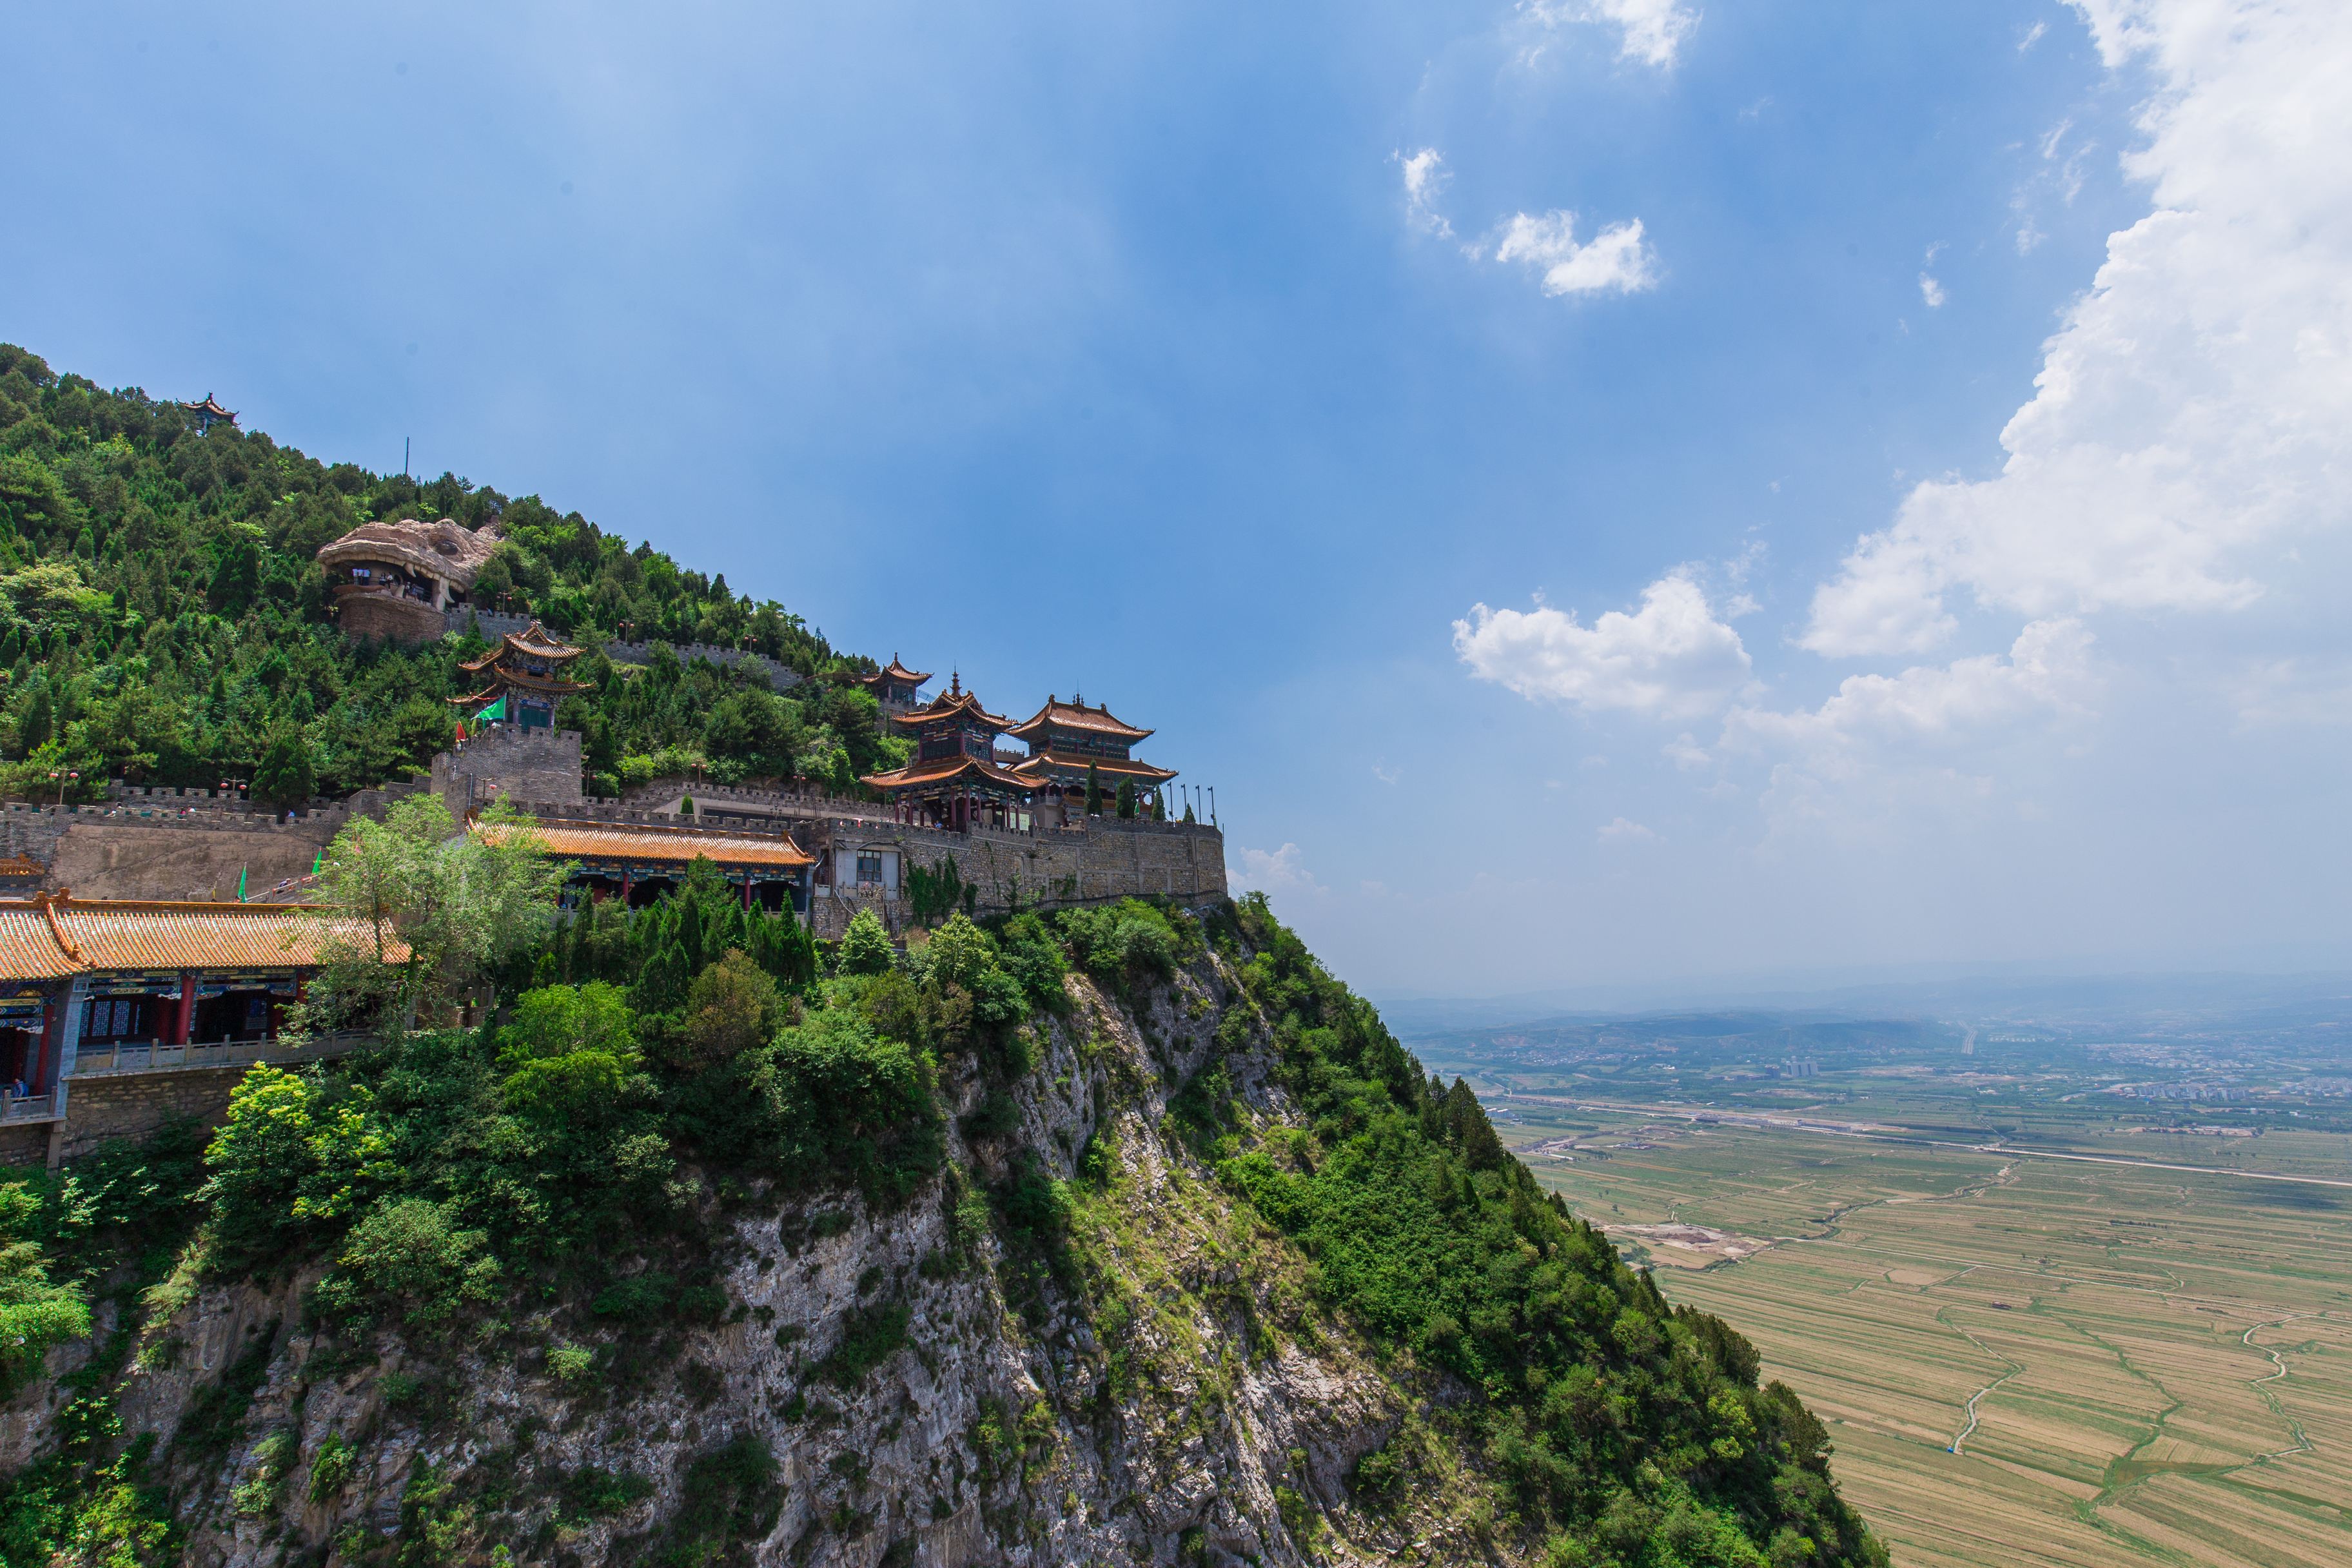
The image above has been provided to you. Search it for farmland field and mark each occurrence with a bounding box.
[1485,1101,2352,1567]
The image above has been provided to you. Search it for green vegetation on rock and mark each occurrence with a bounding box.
[0,343,905,802]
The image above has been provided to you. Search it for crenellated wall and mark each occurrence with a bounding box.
[432,727,583,816]
[444,609,803,691]
[10,730,1226,923]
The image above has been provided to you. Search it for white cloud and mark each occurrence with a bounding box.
[1491,211,1657,297]
[1801,0,2352,658]
[1228,843,1321,897]
[1526,0,1700,70]
[1454,573,1753,721]
[1664,732,1711,769]
[1598,816,1660,843]
[1396,147,1455,239]
[1727,620,2099,755]
[2020,19,2048,51]
[1918,273,1946,308]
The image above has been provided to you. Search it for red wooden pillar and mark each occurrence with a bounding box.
[172,972,194,1045]
[740,876,752,910]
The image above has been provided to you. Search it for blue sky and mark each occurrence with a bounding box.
[12,1,2349,997]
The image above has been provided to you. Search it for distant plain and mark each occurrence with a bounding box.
[1415,997,2352,1568]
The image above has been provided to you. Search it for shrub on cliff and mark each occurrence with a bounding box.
[1214,894,1886,1568]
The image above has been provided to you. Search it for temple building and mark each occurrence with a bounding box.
[854,656,931,720]
[177,393,238,433]
[317,516,501,643]
[472,818,814,911]
[1008,695,1176,818]
[451,622,588,732]
[859,674,1036,831]
[0,895,400,1142]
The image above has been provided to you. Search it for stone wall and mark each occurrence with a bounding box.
[340,589,446,645]
[22,778,433,900]
[444,609,802,692]
[0,1121,46,1167]
[54,1066,253,1161]
[805,816,1227,937]
[432,727,583,816]
[46,821,338,902]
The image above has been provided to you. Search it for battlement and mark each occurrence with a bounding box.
[434,727,583,816]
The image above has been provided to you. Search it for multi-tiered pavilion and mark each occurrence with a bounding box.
[854,656,931,720]
[859,675,1037,832]
[451,622,588,733]
[1008,695,1175,816]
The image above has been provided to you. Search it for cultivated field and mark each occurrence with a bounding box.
[1496,1106,2352,1568]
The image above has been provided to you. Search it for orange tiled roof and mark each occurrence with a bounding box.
[857,656,931,689]
[0,905,80,980]
[474,819,813,870]
[861,752,1035,793]
[0,855,46,877]
[0,894,404,979]
[888,674,1009,732]
[1006,697,1152,745]
[458,622,584,671]
[1012,750,1177,786]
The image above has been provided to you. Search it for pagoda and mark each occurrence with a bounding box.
[449,622,588,732]
[177,393,238,433]
[859,674,1034,831]
[854,655,931,714]
[1008,694,1175,816]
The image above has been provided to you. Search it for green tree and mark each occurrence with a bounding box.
[0,1184,90,1395]
[835,908,894,977]
[1084,760,1102,816]
[299,795,567,1041]
[251,726,317,809]
[675,949,781,1070]
[1115,779,1136,819]
[206,524,266,614]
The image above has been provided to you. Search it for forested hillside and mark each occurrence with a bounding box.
[0,796,1884,1568]
[0,345,901,805]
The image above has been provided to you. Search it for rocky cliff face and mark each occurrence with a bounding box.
[5,939,1491,1568]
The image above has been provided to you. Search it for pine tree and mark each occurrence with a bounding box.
[252,727,317,810]
[836,908,894,976]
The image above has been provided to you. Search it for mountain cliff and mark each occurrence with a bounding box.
[0,892,1883,1568]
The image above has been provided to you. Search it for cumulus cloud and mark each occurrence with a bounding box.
[1598,816,1660,843]
[1454,574,1753,720]
[1491,211,1657,297]
[1727,620,2098,755]
[1396,147,1455,238]
[1663,732,1711,769]
[1918,273,1946,308]
[1228,843,1320,897]
[1525,0,1700,69]
[1801,0,2352,658]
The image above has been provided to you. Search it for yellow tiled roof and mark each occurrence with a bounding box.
[0,896,402,979]
[475,819,814,870]
[0,905,81,980]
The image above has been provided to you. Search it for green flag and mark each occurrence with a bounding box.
[236,866,246,901]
